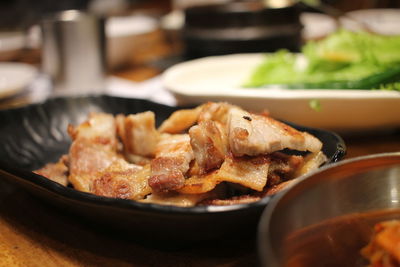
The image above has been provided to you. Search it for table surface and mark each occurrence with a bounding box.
[1,7,400,266]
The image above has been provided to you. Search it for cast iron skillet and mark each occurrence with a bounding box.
[0,95,346,243]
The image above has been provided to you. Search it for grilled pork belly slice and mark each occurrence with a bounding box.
[67,112,122,192]
[124,153,151,166]
[198,194,262,206]
[293,151,328,177]
[179,154,270,194]
[140,190,221,207]
[92,161,150,200]
[68,139,122,192]
[149,134,194,193]
[215,155,270,191]
[68,112,118,150]
[177,172,218,195]
[188,154,303,205]
[149,157,187,193]
[189,120,228,174]
[267,152,304,187]
[197,102,233,126]
[157,102,234,134]
[158,106,202,134]
[34,155,69,186]
[179,153,303,196]
[228,107,323,156]
[116,111,159,158]
[69,140,145,194]
[154,134,194,161]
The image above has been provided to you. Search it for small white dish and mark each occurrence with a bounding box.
[162,53,400,132]
[106,15,158,69]
[0,63,38,99]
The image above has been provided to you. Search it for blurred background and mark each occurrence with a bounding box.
[0,0,399,30]
[0,0,399,67]
[0,0,399,107]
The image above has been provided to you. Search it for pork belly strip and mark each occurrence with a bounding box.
[228,107,323,156]
[189,120,228,174]
[92,161,150,200]
[68,139,122,192]
[179,152,304,195]
[266,152,304,187]
[116,111,159,157]
[157,102,234,134]
[68,112,118,150]
[71,112,150,199]
[34,155,69,186]
[148,134,194,193]
[198,194,262,206]
[190,154,303,206]
[293,151,327,177]
[158,106,202,134]
[140,190,221,207]
[179,154,270,194]
[197,102,234,126]
[198,179,298,206]
[67,113,124,192]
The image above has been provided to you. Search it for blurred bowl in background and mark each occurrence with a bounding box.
[300,12,337,41]
[160,10,184,44]
[183,1,303,59]
[340,9,400,36]
[106,14,158,69]
[160,10,184,33]
[0,31,25,61]
[258,152,400,267]
[26,14,159,70]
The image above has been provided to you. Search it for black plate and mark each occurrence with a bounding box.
[0,95,346,243]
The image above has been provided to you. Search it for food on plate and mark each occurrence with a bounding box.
[245,30,400,90]
[282,210,400,267]
[361,220,400,267]
[34,102,327,207]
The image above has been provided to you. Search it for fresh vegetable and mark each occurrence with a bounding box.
[309,99,321,112]
[244,30,400,90]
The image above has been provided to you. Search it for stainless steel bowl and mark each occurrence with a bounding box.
[258,152,400,267]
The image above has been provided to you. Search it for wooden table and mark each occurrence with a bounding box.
[1,13,400,267]
[0,82,399,267]
[1,134,399,267]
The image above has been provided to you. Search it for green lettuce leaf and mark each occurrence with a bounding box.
[244,29,400,90]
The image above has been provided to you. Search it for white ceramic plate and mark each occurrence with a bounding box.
[162,53,400,132]
[0,63,38,99]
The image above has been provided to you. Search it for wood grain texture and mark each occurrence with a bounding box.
[0,181,256,266]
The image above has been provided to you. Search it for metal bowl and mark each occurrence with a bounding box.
[258,152,400,267]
